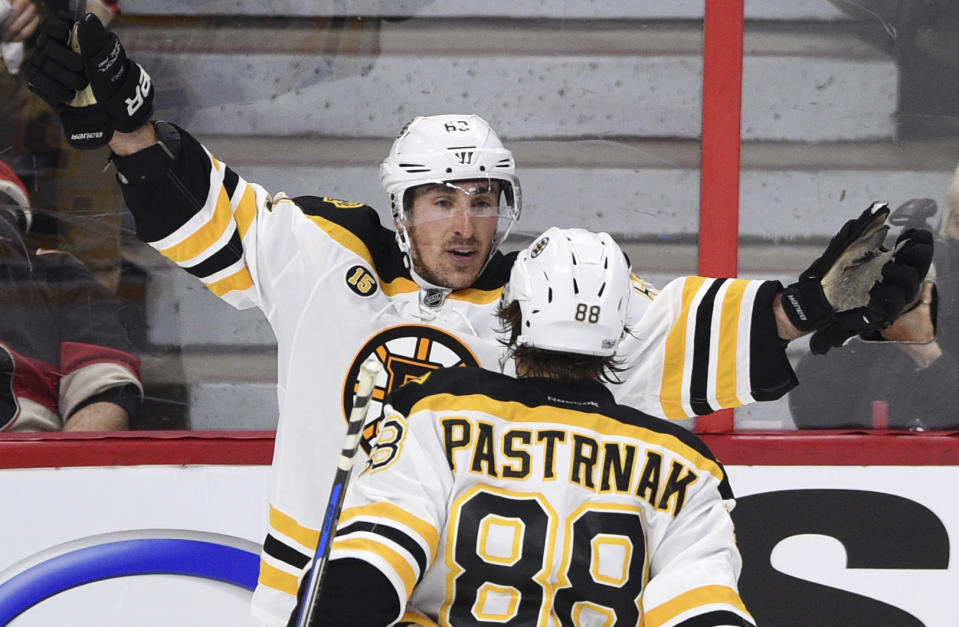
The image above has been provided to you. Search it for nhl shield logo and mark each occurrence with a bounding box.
[422,288,446,309]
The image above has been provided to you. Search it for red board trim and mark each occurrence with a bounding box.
[0,431,275,468]
[0,431,958,469]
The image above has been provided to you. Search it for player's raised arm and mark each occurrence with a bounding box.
[615,202,933,420]
[22,11,284,314]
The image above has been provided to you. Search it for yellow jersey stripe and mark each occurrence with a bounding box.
[715,279,747,408]
[644,584,750,627]
[257,559,300,596]
[160,185,233,263]
[447,286,503,305]
[340,501,440,553]
[234,183,257,239]
[409,393,725,482]
[269,504,319,549]
[416,337,431,361]
[304,214,413,296]
[660,276,706,419]
[207,266,254,297]
[334,535,419,600]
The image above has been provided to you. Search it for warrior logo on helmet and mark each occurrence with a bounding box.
[342,325,481,452]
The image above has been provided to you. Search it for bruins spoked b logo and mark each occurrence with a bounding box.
[342,325,480,452]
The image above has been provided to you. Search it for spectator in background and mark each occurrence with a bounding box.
[1,0,126,290]
[0,160,142,431]
[790,183,959,430]
[938,164,959,347]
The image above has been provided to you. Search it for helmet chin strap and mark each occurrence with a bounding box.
[395,228,452,317]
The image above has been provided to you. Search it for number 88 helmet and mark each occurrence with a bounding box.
[504,227,632,357]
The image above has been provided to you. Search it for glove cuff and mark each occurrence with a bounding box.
[112,121,180,185]
[781,279,834,332]
[60,104,114,149]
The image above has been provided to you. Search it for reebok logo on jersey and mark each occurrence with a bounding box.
[547,395,599,408]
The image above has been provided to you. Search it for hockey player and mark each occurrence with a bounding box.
[23,13,931,626]
[301,228,756,626]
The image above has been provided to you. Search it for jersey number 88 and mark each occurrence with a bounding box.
[446,486,646,626]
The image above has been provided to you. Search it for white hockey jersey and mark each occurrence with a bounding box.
[316,367,756,627]
[115,123,794,626]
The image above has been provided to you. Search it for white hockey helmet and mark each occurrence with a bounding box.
[505,227,632,357]
[379,114,522,268]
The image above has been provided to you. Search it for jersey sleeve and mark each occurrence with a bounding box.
[113,123,391,328]
[616,275,797,420]
[114,123,279,311]
[320,403,452,623]
[640,462,756,626]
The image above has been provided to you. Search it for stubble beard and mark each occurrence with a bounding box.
[410,238,489,290]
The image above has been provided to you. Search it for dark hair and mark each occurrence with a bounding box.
[496,300,627,384]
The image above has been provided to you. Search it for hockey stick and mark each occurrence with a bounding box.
[69,0,86,22]
[294,355,383,627]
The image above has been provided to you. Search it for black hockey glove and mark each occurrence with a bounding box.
[812,227,931,354]
[23,13,153,149]
[782,202,932,354]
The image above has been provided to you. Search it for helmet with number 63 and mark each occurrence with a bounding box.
[379,114,522,268]
[504,227,632,357]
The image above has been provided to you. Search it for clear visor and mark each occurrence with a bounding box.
[401,178,517,227]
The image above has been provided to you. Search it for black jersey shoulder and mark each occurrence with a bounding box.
[386,367,512,416]
[292,195,409,283]
[471,249,517,292]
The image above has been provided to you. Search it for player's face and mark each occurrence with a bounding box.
[406,180,500,290]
